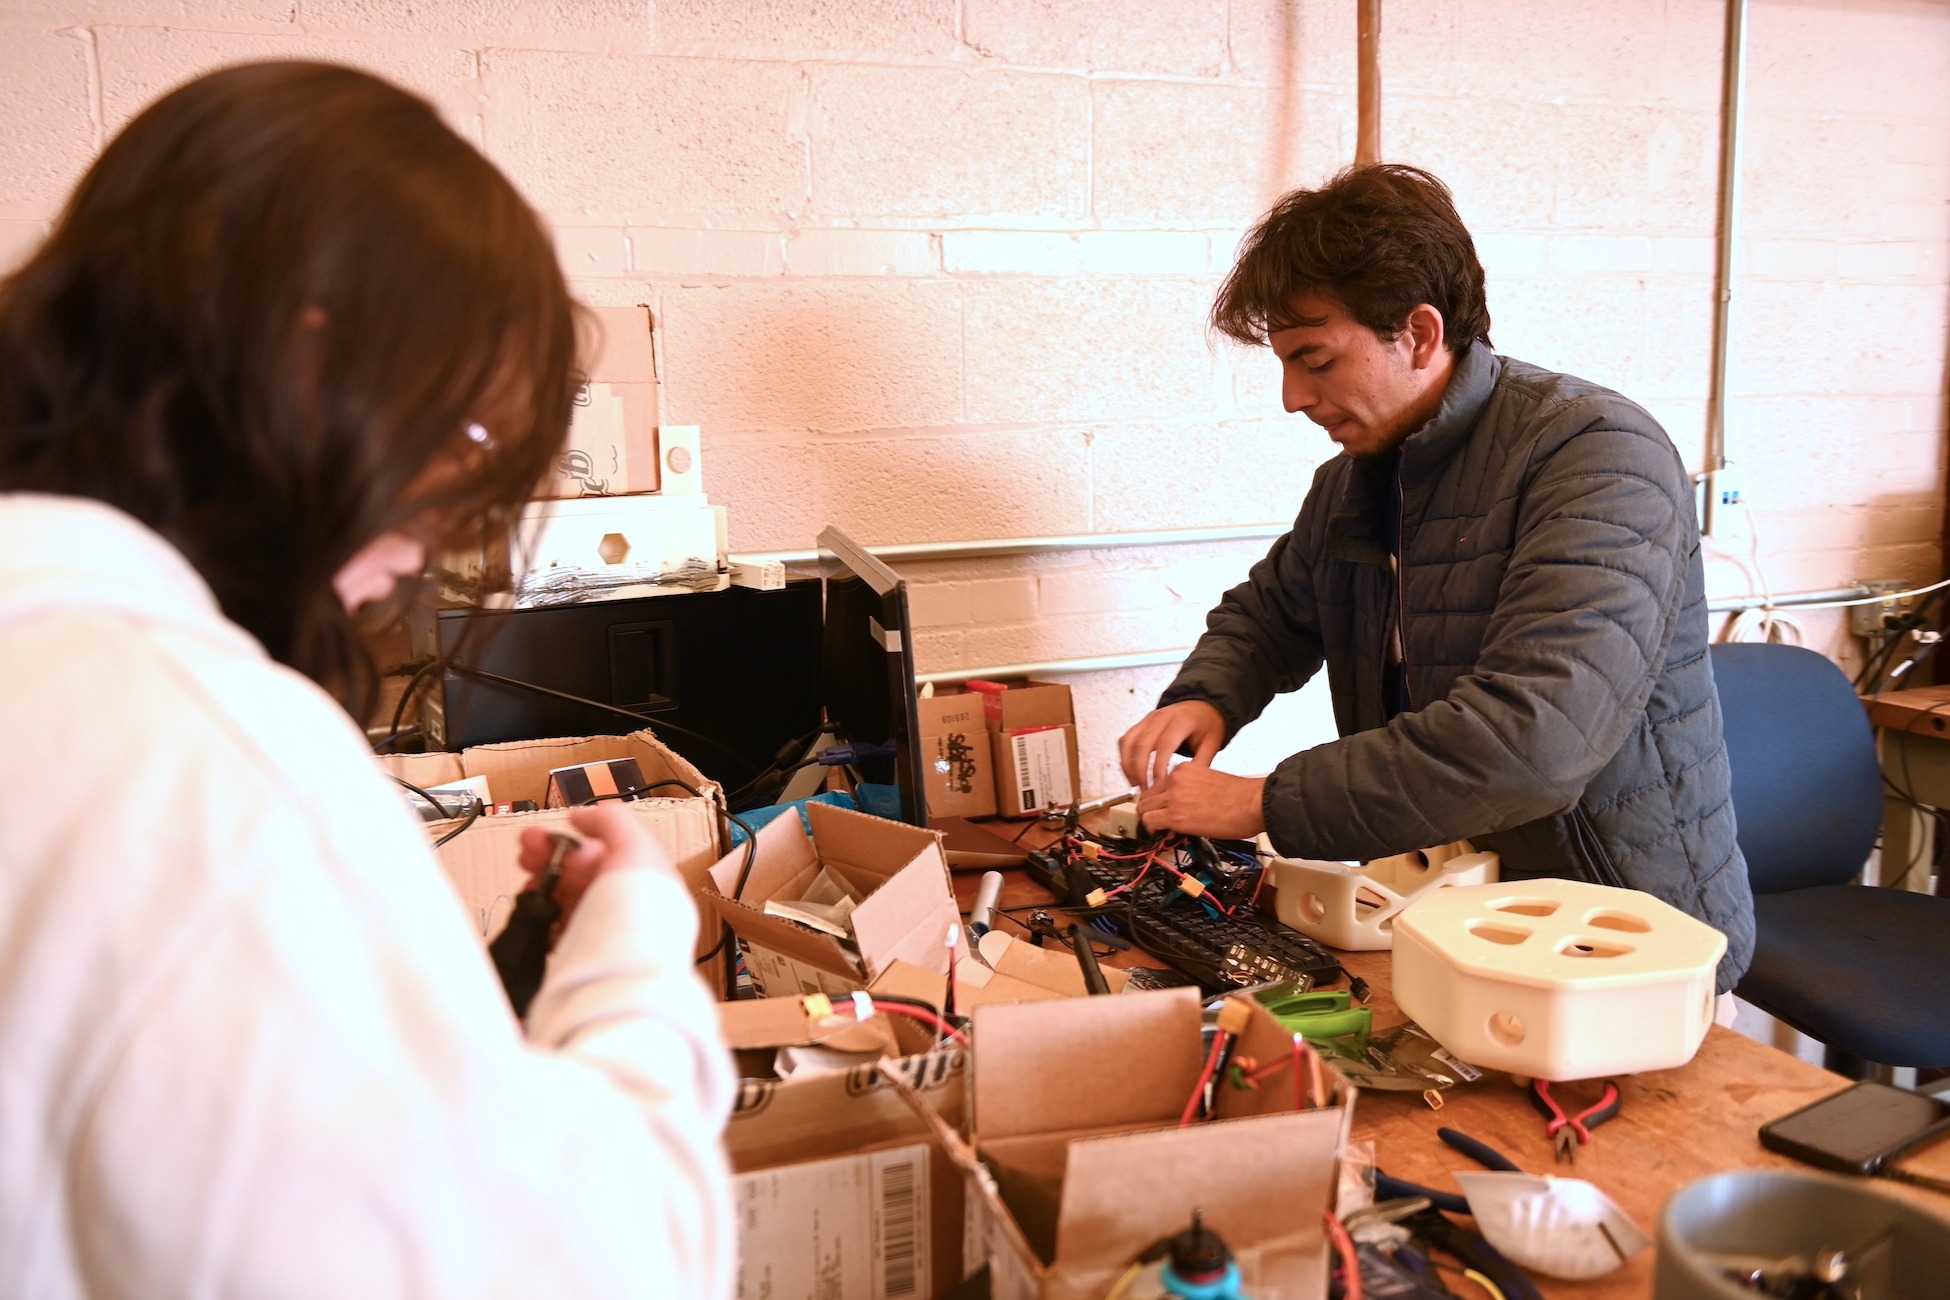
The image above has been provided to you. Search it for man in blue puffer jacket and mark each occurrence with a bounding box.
[1121,164,1754,993]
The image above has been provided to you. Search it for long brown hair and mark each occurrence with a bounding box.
[0,61,578,717]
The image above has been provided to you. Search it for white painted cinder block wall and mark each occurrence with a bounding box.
[2,0,1946,798]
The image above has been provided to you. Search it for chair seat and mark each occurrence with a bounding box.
[1738,885,1950,1068]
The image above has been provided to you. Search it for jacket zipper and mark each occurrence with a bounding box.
[1395,473,1414,711]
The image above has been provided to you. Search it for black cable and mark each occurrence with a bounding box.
[432,799,483,848]
[390,774,461,819]
[445,664,764,778]
[375,659,444,755]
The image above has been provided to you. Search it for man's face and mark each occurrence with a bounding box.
[1268,295,1437,459]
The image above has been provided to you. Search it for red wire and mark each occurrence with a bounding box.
[1325,1209,1362,1300]
[1179,1029,1230,1127]
[1291,1034,1306,1111]
[870,1000,969,1047]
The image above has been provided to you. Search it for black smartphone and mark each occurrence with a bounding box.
[1759,1081,1950,1175]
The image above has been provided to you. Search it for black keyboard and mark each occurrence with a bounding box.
[1025,846,1342,995]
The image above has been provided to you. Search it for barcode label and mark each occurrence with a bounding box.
[876,1155,922,1299]
[1008,728,1072,814]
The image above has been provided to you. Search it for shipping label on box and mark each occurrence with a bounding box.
[997,726,1075,819]
[735,1143,932,1300]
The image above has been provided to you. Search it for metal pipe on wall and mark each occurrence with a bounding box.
[1356,0,1382,166]
[730,523,1290,570]
[1704,0,1750,498]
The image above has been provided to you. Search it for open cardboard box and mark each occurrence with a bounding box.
[871,930,1131,1012]
[717,993,941,1080]
[727,1050,969,1300]
[379,729,722,960]
[703,801,958,999]
[918,686,997,819]
[942,988,1353,1300]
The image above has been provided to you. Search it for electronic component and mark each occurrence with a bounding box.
[1026,836,1341,994]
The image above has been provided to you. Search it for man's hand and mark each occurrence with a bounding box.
[516,805,677,933]
[1136,765,1268,840]
[1119,700,1227,789]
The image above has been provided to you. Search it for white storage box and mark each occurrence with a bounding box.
[1392,878,1726,1081]
[1268,840,1498,950]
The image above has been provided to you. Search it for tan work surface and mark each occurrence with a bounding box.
[960,855,1950,1298]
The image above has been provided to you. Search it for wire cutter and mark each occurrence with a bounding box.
[1530,1079,1622,1163]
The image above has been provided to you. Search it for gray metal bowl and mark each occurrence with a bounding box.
[1656,1168,1950,1299]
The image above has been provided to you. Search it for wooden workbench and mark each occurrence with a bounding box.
[957,861,1950,1297]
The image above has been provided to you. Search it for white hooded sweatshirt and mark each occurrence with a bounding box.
[0,493,735,1299]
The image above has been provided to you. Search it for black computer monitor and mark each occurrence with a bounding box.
[818,526,929,828]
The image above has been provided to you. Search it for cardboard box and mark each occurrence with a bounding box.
[917,688,997,820]
[704,802,958,999]
[871,930,1131,1012]
[938,988,1353,1300]
[379,729,722,959]
[548,305,662,499]
[966,681,1081,819]
[726,1052,970,1300]
[718,993,940,1081]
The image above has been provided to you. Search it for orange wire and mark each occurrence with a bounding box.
[1325,1209,1362,1300]
[1179,1029,1230,1127]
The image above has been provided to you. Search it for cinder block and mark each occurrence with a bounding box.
[1548,235,1654,276]
[813,428,1092,543]
[940,230,1080,277]
[1731,282,1946,399]
[963,0,1228,76]
[1838,241,1950,283]
[962,280,1217,424]
[2,0,289,27]
[96,28,480,142]
[967,574,1039,625]
[1077,231,1209,277]
[912,628,969,675]
[1654,237,1717,276]
[1091,421,1322,531]
[1386,93,1559,230]
[630,228,785,278]
[1226,0,1356,87]
[1742,115,1893,240]
[1634,278,1716,398]
[809,66,1088,220]
[1491,278,1646,394]
[1885,202,1950,244]
[1037,568,1177,618]
[783,229,937,277]
[0,220,45,272]
[0,31,97,221]
[907,581,973,629]
[1398,0,1678,108]
[1093,79,1345,226]
[659,281,962,433]
[553,226,629,278]
[303,0,649,52]
[568,278,660,309]
[482,51,805,224]
[1747,0,1950,125]
[1748,240,1836,281]
[1551,105,1717,233]
[1472,232,1548,279]
[706,436,826,554]
[656,0,957,60]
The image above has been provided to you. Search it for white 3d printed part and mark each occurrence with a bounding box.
[1392,878,1727,1081]
[1266,840,1499,950]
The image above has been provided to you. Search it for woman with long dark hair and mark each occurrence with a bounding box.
[0,62,733,1296]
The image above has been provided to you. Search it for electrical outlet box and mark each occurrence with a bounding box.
[1701,467,1747,541]
[1850,578,1920,639]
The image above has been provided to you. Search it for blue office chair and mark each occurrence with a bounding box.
[1711,642,1950,1073]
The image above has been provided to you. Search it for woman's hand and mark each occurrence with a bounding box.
[516,805,676,931]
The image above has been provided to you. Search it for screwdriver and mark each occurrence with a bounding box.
[488,833,576,1019]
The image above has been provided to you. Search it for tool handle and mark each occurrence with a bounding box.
[1068,925,1111,996]
[1437,1127,1521,1172]
[488,886,563,1019]
[1374,1171,1470,1216]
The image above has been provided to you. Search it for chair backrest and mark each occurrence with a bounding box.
[1709,642,1883,894]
